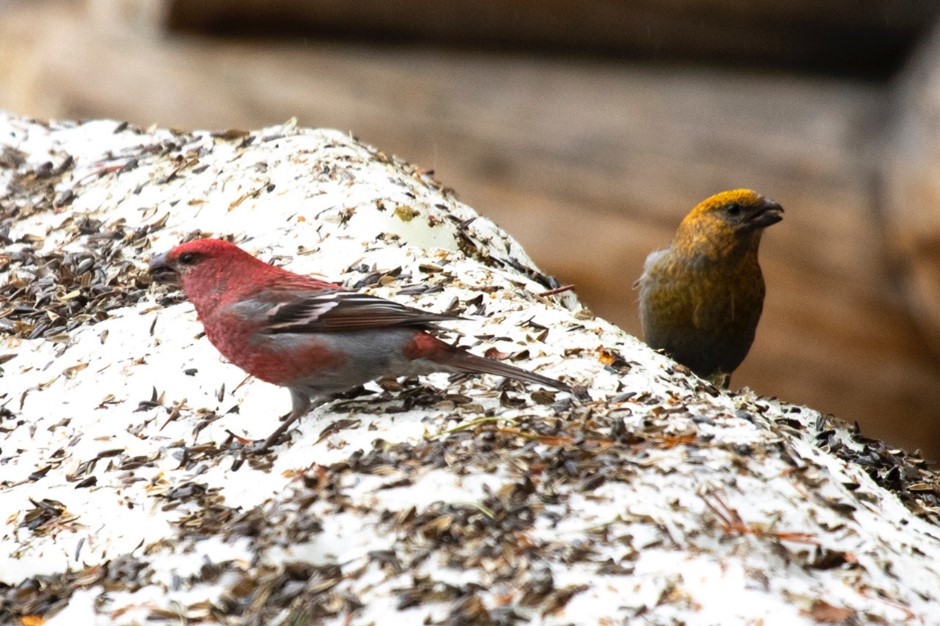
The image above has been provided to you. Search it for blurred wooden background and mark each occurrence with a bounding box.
[2,0,939,456]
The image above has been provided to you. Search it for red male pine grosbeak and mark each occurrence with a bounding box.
[636,189,782,387]
[149,239,571,450]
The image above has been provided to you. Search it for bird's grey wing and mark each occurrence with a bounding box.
[261,289,463,333]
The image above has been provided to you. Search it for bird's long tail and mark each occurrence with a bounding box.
[440,343,572,393]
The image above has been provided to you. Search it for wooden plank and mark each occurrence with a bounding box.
[163,0,939,77]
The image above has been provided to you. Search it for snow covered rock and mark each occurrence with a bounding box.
[2,113,939,625]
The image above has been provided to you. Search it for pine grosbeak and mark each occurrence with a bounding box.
[149,239,571,450]
[635,189,782,387]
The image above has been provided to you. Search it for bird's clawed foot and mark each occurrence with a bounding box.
[570,385,592,402]
[228,413,303,471]
[229,436,274,471]
[706,372,732,389]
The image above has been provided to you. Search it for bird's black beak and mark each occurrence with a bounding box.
[148,252,178,284]
[747,199,784,230]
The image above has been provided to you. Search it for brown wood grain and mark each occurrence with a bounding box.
[165,0,938,77]
[886,20,940,373]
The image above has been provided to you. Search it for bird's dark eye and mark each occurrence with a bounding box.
[179,252,198,265]
[726,204,742,217]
